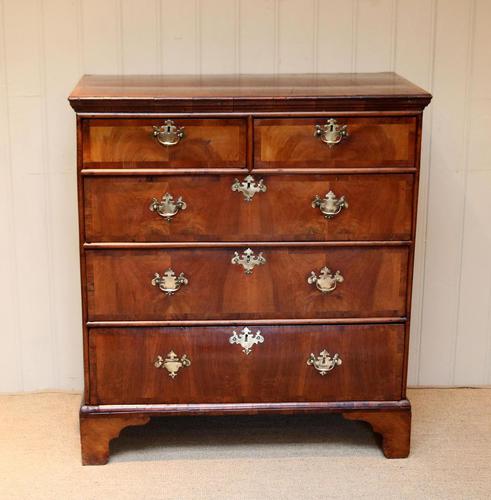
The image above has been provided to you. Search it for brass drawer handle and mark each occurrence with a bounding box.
[231,248,266,274]
[231,175,267,202]
[312,190,348,219]
[314,118,348,147]
[154,351,191,378]
[151,268,188,295]
[229,327,264,355]
[307,350,342,375]
[308,267,344,293]
[149,193,187,221]
[152,119,184,147]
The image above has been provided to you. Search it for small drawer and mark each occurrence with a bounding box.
[84,173,414,242]
[82,118,247,169]
[88,324,405,404]
[254,117,417,168]
[85,246,409,321]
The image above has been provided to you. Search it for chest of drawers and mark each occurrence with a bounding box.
[69,73,431,465]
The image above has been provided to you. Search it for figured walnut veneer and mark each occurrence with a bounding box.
[84,174,414,242]
[88,325,405,405]
[83,118,247,168]
[85,246,409,321]
[254,117,417,168]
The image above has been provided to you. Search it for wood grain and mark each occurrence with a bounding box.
[79,399,411,463]
[70,73,431,99]
[80,412,150,465]
[83,173,414,242]
[343,407,411,458]
[82,399,411,416]
[254,117,417,168]
[88,324,405,405]
[85,246,409,321]
[82,118,247,168]
[68,73,432,113]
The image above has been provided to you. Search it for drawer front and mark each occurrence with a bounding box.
[82,118,247,168]
[254,117,417,168]
[84,173,414,242]
[88,324,405,404]
[86,246,408,321]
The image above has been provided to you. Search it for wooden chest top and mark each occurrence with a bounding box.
[69,72,431,113]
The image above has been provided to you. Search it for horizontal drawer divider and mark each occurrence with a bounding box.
[83,240,413,249]
[251,168,417,174]
[82,168,247,176]
[87,317,407,327]
[81,167,418,176]
[81,399,411,416]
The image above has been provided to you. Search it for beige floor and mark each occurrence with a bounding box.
[0,389,490,499]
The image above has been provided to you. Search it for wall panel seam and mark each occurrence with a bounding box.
[416,0,438,385]
[274,0,279,74]
[235,0,240,74]
[77,0,85,73]
[312,0,319,74]
[390,0,398,71]
[155,0,162,73]
[118,0,124,74]
[39,0,58,387]
[0,0,24,391]
[452,0,477,384]
[196,0,202,75]
[351,0,358,72]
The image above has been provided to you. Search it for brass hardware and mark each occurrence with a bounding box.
[149,193,187,221]
[151,268,188,295]
[229,327,264,355]
[308,267,344,293]
[154,351,191,378]
[231,248,266,274]
[307,350,342,375]
[312,190,348,219]
[152,119,184,147]
[231,175,267,202]
[314,118,348,147]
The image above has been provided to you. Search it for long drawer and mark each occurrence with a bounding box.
[88,324,405,404]
[85,246,409,321]
[84,173,414,242]
[254,116,417,168]
[82,118,247,168]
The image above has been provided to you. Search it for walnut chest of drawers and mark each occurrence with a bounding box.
[69,73,431,465]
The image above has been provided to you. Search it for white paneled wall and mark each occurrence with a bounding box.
[0,0,490,392]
